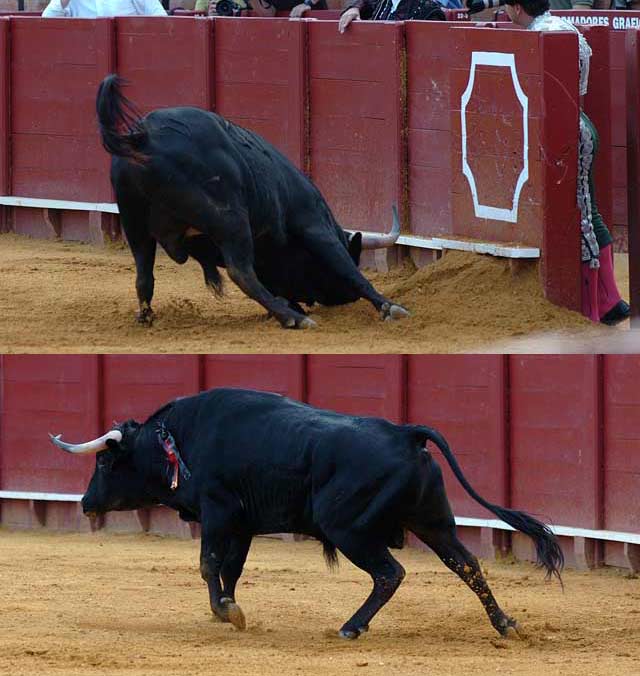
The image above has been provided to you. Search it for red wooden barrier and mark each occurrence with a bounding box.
[116,17,214,114]
[627,28,640,324]
[306,355,405,422]
[555,10,640,252]
[406,355,508,518]
[204,354,305,399]
[102,355,200,424]
[406,21,456,238]
[307,21,404,232]
[509,355,602,529]
[10,18,114,205]
[213,17,306,169]
[0,355,100,493]
[0,19,8,234]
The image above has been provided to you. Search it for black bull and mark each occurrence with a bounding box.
[50,387,563,639]
[97,75,409,329]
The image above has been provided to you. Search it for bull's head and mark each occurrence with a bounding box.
[49,421,157,515]
[345,205,402,266]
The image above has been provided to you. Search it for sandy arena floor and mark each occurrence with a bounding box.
[0,531,638,676]
[0,233,633,353]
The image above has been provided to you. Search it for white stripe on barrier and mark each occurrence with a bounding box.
[455,517,640,545]
[0,196,541,258]
[0,490,83,502]
[0,491,638,544]
[0,196,119,214]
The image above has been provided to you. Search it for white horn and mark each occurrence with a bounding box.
[48,430,123,454]
[357,205,401,250]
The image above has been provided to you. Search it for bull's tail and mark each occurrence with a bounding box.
[412,425,564,582]
[96,74,148,163]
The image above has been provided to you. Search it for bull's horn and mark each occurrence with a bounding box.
[48,430,123,454]
[359,205,401,250]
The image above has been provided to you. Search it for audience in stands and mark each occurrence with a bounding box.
[503,0,630,325]
[42,0,166,16]
[201,0,327,16]
[338,0,445,33]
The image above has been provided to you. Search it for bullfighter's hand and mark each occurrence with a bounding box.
[207,0,217,14]
[338,8,360,33]
[289,3,310,17]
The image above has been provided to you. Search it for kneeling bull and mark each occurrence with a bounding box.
[97,75,408,329]
[50,388,563,638]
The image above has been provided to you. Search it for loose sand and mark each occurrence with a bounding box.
[0,530,638,676]
[0,233,633,353]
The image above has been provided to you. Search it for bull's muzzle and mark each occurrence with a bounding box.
[48,430,123,454]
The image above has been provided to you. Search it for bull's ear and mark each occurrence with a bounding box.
[348,232,362,267]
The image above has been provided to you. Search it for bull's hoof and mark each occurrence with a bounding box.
[498,616,523,640]
[282,316,317,329]
[225,602,247,631]
[136,307,155,326]
[338,624,369,640]
[380,302,410,322]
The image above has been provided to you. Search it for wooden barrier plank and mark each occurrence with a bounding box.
[10,18,114,205]
[116,16,214,113]
[509,355,603,530]
[540,30,580,311]
[306,355,405,423]
[102,355,201,425]
[203,355,305,400]
[406,355,508,519]
[308,21,403,232]
[603,355,640,539]
[627,28,640,324]
[0,356,100,493]
[214,17,305,170]
[0,19,8,233]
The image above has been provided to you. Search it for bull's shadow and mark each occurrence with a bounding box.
[50,387,563,641]
[97,75,409,329]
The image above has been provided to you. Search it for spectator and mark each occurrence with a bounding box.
[42,0,167,16]
[339,0,445,34]
[204,0,327,17]
[502,0,630,324]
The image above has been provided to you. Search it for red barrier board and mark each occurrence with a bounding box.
[603,355,640,534]
[102,355,200,425]
[0,355,100,493]
[406,21,457,238]
[10,18,114,203]
[627,29,640,324]
[509,355,602,529]
[307,21,404,232]
[203,355,305,399]
[406,355,508,517]
[213,17,306,170]
[116,17,214,114]
[0,19,8,206]
[306,355,405,422]
[554,10,640,251]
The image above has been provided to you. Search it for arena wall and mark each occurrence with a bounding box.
[0,15,598,309]
[0,354,638,572]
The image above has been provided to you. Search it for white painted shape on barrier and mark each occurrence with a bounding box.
[461,51,529,224]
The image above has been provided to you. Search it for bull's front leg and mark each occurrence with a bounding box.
[222,236,316,329]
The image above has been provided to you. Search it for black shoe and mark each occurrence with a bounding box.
[600,300,631,326]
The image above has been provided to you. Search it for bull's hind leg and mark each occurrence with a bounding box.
[119,202,157,325]
[331,541,406,639]
[412,525,521,638]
